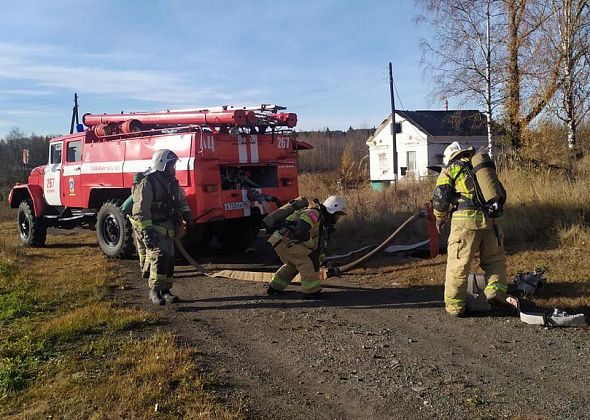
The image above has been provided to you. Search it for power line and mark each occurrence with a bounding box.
[290,77,387,109]
[278,68,388,102]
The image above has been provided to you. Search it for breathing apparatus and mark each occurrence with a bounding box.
[437,142,506,218]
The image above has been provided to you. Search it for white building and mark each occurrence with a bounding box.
[366,110,488,188]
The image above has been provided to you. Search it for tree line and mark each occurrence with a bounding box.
[416,0,590,153]
[0,128,51,199]
[296,127,373,173]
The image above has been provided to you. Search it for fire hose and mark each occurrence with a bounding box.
[176,208,586,326]
[337,211,423,273]
[173,203,439,283]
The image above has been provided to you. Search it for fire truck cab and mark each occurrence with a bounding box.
[9,105,308,257]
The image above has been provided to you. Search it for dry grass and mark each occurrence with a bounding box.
[0,205,13,222]
[6,332,242,419]
[501,164,590,245]
[298,172,433,252]
[300,160,590,251]
[0,216,243,419]
[37,302,156,343]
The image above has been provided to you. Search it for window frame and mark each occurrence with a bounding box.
[49,143,63,165]
[66,140,82,163]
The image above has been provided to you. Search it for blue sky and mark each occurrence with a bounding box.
[0,0,444,137]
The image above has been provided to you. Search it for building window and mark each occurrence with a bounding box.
[407,151,416,172]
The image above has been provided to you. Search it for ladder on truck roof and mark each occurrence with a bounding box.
[82,104,297,138]
[169,104,287,113]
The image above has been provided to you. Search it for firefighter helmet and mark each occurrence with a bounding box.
[148,149,179,173]
[443,141,473,166]
[323,195,347,214]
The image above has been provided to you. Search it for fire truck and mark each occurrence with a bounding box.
[9,105,308,257]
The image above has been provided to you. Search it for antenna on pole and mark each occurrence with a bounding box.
[389,62,398,189]
[70,93,80,134]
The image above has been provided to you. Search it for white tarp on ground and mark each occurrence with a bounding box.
[384,239,430,254]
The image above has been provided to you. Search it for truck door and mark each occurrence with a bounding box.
[44,142,63,206]
[61,139,83,208]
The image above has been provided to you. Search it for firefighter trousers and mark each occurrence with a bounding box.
[445,221,507,315]
[269,241,321,294]
[134,229,175,291]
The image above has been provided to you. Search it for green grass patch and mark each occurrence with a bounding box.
[0,290,37,322]
[37,302,157,343]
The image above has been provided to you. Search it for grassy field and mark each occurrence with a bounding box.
[0,209,243,419]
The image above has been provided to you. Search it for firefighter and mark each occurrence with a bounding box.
[130,149,194,305]
[432,142,510,316]
[266,195,347,298]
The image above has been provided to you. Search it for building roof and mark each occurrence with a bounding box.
[396,110,487,136]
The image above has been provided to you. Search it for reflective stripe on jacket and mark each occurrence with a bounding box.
[434,158,491,229]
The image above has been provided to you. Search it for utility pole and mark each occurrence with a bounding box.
[388,62,398,189]
[70,93,80,134]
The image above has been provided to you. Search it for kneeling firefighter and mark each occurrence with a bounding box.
[266,195,347,298]
[432,142,511,316]
[129,149,194,305]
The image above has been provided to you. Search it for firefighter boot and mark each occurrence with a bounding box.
[161,289,179,303]
[302,290,325,300]
[266,286,285,296]
[149,288,165,306]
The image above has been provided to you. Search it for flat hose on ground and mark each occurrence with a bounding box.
[174,238,275,282]
[173,210,425,282]
[337,211,423,273]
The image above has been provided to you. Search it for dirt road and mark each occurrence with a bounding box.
[117,249,590,420]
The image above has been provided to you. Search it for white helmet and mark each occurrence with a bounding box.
[323,195,347,215]
[148,149,179,173]
[443,141,473,166]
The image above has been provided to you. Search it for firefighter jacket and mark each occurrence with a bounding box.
[433,157,493,229]
[285,206,323,250]
[130,172,190,238]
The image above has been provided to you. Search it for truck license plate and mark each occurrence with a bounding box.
[224,202,245,211]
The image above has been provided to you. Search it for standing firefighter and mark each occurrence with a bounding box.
[432,142,513,316]
[266,195,347,298]
[130,149,194,305]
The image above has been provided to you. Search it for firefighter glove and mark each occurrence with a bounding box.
[182,212,194,229]
[326,264,341,278]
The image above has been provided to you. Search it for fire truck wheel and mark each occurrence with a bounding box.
[17,199,47,247]
[96,200,135,259]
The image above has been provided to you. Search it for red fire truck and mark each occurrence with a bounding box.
[9,105,308,257]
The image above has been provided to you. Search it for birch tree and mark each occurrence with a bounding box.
[416,0,504,156]
[547,0,590,148]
